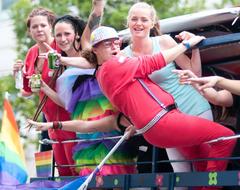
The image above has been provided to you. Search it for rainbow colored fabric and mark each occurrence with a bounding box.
[35,150,53,177]
[56,68,137,176]
[0,98,28,185]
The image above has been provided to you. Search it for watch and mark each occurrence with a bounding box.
[182,41,191,50]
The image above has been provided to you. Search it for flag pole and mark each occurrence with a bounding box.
[77,131,130,190]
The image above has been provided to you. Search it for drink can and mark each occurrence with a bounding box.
[48,51,59,69]
[29,74,41,92]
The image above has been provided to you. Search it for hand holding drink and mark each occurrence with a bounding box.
[37,43,60,69]
[29,74,41,92]
[48,50,59,69]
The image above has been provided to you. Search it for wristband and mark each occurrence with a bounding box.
[182,41,191,50]
[52,121,63,130]
[58,122,63,130]
[52,121,58,129]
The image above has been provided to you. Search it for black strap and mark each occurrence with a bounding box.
[117,113,125,133]
[117,112,133,133]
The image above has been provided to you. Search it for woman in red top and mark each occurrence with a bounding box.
[13,7,77,176]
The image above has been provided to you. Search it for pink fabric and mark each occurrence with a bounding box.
[79,165,136,176]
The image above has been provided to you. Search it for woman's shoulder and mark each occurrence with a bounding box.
[158,34,174,43]
[27,44,39,53]
[25,44,39,63]
[157,34,177,48]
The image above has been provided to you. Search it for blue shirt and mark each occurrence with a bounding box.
[122,36,211,116]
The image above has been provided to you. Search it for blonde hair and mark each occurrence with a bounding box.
[127,2,158,25]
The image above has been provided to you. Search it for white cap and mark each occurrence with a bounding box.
[90,26,119,46]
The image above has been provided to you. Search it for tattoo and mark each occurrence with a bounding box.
[89,13,101,32]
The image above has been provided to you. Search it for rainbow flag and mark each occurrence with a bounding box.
[35,150,53,177]
[0,98,28,185]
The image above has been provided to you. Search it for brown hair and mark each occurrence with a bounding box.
[150,21,161,36]
[26,7,56,29]
[81,49,98,67]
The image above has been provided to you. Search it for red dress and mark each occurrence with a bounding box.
[23,40,77,176]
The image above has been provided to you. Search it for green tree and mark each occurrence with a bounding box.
[5,0,238,126]
[10,0,34,60]
[10,0,210,58]
[216,0,239,8]
[0,75,38,125]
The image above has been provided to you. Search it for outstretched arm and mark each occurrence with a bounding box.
[81,0,106,49]
[173,69,233,107]
[27,114,119,133]
[39,42,94,68]
[60,56,94,68]
[189,76,240,96]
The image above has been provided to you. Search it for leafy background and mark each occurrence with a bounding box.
[0,0,239,128]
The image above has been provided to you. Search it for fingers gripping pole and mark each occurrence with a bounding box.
[77,131,130,190]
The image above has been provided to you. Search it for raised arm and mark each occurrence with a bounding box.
[135,35,204,77]
[81,0,106,49]
[162,32,202,76]
[175,31,202,76]
[161,35,204,65]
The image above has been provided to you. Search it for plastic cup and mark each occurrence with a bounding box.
[29,74,41,92]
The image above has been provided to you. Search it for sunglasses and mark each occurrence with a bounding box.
[101,39,121,48]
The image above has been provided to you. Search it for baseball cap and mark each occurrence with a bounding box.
[90,26,119,46]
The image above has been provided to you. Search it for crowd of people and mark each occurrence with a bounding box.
[13,1,240,190]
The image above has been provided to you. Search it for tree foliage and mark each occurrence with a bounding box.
[0,75,38,125]
[1,0,237,126]
[9,0,238,59]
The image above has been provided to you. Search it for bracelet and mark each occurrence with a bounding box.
[52,121,58,129]
[58,122,63,130]
[182,41,191,50]
[52,121,63,130]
